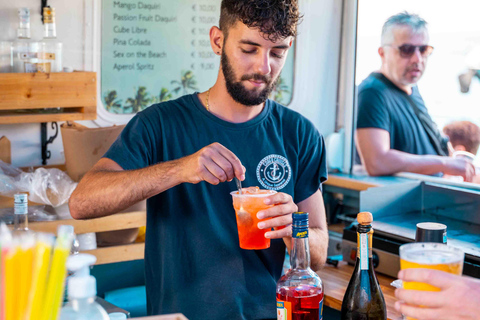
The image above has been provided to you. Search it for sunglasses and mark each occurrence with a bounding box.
[385,44,434,58]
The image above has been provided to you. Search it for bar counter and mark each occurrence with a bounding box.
[129,261,402,320]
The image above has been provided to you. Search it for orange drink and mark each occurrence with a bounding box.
[399,243,464,320]
[231,187,276,250]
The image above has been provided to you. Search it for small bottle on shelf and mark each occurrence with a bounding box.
[12,8,38,73]
[276,212,324,319]
[13,193,30,234]
[341,212,386,320]
[38,6,62,73]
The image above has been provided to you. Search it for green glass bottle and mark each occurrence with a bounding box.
[341,212,386,320]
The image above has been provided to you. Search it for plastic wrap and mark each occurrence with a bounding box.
[0,160,77,207]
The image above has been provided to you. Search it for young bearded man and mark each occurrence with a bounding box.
[69,1,328,319]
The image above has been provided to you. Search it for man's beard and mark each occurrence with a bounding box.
[221,51,278,106]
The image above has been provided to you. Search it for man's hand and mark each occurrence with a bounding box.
[179,142,245,185]
[395,268,480,320]
[255,192,298,240]
[442,158,476,182]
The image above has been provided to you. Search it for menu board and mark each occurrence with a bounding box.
[101,0,294,114]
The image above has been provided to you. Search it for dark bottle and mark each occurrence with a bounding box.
[415,222,447,244]
[276,212,324,320]
[341,212,386,320]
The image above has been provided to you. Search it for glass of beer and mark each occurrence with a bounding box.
[399,242,464,319]
[231,187,276,250]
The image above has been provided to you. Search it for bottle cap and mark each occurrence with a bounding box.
[292,212,309,227]
[67,253,97,299]
[357,212,373,225]
[292,212,309,238]
[68,276,96,299]
[415,222,447,244]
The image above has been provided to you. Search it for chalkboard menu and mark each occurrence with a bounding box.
[101,0,295,114]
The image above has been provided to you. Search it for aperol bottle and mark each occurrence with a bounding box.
[341,212,386,320]
[276,212,324,320]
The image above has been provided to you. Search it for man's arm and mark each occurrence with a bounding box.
[69,143,245,219]
[356,128,475,181]
[258,189,328,272]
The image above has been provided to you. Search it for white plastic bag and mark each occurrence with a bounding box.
[0,161,77,207]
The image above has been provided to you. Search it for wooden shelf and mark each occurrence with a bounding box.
[0,72,97,124]
[6,210,146,265]
[84,242,145,265]
[21,210,146,235]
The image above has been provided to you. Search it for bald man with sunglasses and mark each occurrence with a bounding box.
[355,12,476,181]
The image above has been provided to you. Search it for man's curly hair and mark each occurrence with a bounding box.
[219,0,302,42]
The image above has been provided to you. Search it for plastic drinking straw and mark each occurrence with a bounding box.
[17,234,34,320]
[0,223,12,320]
[25,233,54,320]
[4,239,19,320]
[41,226,73,320]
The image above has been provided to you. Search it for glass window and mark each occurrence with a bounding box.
[356,0,480,160]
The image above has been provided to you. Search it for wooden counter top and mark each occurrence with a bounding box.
[318,261,402,320]
[324,172,412,192]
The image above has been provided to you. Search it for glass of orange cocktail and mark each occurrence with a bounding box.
[231,187,276,250]
[399,242,464,320]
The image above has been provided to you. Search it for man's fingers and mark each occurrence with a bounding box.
[213,143,245,180]
[394,301,443,320]
[202,159,230,182]
[395,288,445,308]
[265,225,292,239]
[264,192,294,206]
[200,164,221,185]
[258,215,292,230]
[398,269,457,290]
[208,151,236,181]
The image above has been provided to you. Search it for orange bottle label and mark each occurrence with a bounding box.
[276,300,291,320]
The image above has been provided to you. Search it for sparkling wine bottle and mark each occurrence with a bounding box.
[341,212,386,320]
[276,212,324,320]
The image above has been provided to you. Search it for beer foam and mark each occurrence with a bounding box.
[402,249,463,264]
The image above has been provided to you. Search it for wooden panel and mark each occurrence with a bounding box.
[0,109,96,124]
[7,211,146,234]
[0,72,97,124]
[84,242,145,265]
[0,136,11,163]
[318,261,402,320]
[324,175,380,191]
[0,72,96,109]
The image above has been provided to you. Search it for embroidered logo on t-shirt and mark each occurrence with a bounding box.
[256,154,291,190]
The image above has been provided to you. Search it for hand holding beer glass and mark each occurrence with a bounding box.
[398,243,464,320]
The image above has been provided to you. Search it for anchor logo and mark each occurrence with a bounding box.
[256,154,292,190]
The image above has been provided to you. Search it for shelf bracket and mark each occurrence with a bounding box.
[41,121,59,165]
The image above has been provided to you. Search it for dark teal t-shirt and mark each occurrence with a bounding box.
[356,72,439,156]
[104,93,327,320]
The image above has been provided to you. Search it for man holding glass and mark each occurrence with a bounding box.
[395,268,480,319]
[355,12,476,181]
[69,0,328,319]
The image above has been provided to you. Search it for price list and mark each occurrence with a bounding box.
[101,0,294,115]
[101,0,221,114]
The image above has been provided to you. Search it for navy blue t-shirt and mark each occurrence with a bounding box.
[356,72,439,157]
[103,93,327,320]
